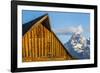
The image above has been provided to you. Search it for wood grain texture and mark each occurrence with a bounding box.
[22,16,72,62]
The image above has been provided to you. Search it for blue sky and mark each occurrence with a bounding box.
[22,10,90,44]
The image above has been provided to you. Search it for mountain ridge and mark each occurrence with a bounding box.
[64,32,90,59]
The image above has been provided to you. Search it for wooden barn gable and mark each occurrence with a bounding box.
[22,14,73,62]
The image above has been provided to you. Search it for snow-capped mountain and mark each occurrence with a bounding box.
[64,32,90,59]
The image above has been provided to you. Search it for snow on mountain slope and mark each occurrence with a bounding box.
[64,32,90,59]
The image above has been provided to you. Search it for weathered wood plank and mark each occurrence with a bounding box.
[22,19,72,62]
[28,31,32,58]
[22,36,25,59]
[25,34,29,58]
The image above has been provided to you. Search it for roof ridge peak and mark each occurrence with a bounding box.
[22,13,51,36]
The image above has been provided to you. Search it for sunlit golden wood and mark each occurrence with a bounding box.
[22,15,72,62]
